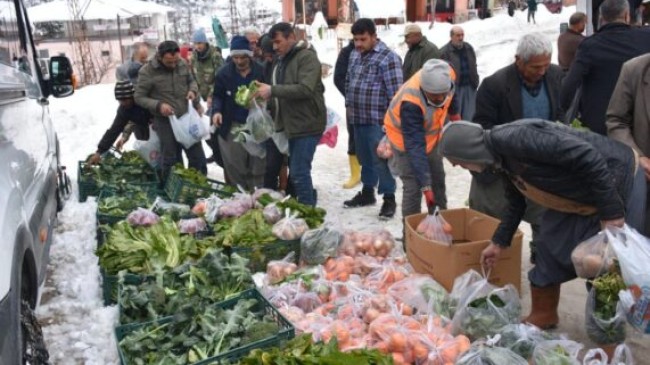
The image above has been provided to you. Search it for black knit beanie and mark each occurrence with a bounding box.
[439,121,496,166]
[114,80,134,100]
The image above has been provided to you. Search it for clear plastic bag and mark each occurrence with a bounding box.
[610,343,634,365]
[583,348,608,365]
[245,99,274,143]
[204,195,225,223]
[178,217,207,234]
[133,126,162,168]
[318,107,340,148]
[362,262,410,294]
[387,274,452,318]
[449,270,485,319]
[300,223,343,265]
[571,231,615,278]
[218,192,254,218]
[451,279,521,340]
[266,252,299,285]
[263,203,282,224]
[337,229,396,257]
[499,323,561,360]
[272,131,289,155]
[272,210,309,240]
[532,340,583,365]
[585,286,626,344]
[455,342,528,365]
[376,135,393,159]
[126,208,160,226]
[252,188,284,202]
[416,208,453,244]
[169,101,210,149]
[151,197,191,217]
[323,255,355,282]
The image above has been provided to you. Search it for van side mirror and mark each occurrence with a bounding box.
[49,56,74,98]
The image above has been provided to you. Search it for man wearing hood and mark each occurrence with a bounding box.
[135,40,207,181]
[439,120,646,338]
[191,28,225,167]
[254,22,326,207]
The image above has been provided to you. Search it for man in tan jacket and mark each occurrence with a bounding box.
[606,53,650,234]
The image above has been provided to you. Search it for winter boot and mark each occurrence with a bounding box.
[379,194,397,219]
[344,187,376,208]
[523,284,560,329]
[342,155,361,189]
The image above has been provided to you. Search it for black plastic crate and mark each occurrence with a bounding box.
[114,288,295,365]
[77,159,159,202]
[164,172,233,205]
[230,239,300,273]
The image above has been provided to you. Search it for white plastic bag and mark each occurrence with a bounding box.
[272,131,289,155]
[133,126,162,168]
[610,343,634,365]
[583,348,608,365]
[169,101,210,149]
[532,340,583,365]
[571,231,615,279]
[606,225,650,288]
[246,99,274,143]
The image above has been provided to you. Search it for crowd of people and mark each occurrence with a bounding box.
[88,0,650,354]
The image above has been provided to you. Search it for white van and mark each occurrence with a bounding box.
[0,0,75,363]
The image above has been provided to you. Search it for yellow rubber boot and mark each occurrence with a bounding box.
[342,155,361,189]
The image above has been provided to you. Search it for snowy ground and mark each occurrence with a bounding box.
[36,6,650,364]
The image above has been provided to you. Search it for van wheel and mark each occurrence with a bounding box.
[20,300,50,365]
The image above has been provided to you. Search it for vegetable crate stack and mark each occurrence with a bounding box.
[78,151,159,202]
[115,288,295,365]
[164,166,235,205]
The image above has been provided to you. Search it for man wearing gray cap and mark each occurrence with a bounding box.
[384,59,459,221]
[402,23,440,82]
[438,119,645,348]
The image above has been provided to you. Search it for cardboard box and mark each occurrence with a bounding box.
[405,208,523,293]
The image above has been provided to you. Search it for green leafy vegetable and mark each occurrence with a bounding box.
[82,151,157,187]
[235,81,259,108]
[276,198,326,229]
[210,209,276,247]
[98,189,151,217]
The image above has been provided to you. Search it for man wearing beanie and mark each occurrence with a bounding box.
[87,80,152,164]
[471,33,563,263]
[254,22,326,207]
[190,28,225,167]
[135,40,207,181]
[210,35,266,190]
[384,59,459,226]
[343,18,403,219]
[439,119,645,351]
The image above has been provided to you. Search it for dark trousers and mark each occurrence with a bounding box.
[264,139,285,190]
[206,132,224,167]
[154,117,207,182]
[288,134,320,206]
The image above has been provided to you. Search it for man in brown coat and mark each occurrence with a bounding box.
[557,12,586,72]
[606,53,650,234]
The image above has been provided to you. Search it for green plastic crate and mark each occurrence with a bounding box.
[164,172,233,205]
[231,239,300,273]
[77,159,159,202]
[100,268,145,306]
[114,288,295,365]
[96,187,163,226]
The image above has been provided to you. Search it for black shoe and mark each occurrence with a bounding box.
[379,196,396,219]
[343,188,376,208]
[206,155,215,163]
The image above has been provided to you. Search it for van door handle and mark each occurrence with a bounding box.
[38,97,49,105]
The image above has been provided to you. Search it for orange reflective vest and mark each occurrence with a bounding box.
[384,66,456,153]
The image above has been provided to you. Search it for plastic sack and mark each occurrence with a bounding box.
[455,342,528,365]
[300,223,343,265]
[449,270,485,318]
[151,197,191,218]
[263,203,282,224]
[272,131,289,155]
[126,208,160,226]
[178,217,207,234]
[323,255,355,282]
[606,225,650,289]
[246,99,274,143]
[583,348,609,365]
[169,101,210,149]
[499,323,561,360]
[133,126,162,168]
[319,108,340,148]
[571,231,615,278]
[266,252,299,285]
[388,274,452,319]
[416,208,453,244]
[195,195,225,223]
[610,343,634,365]
[362,262,410,293]
[272,210,309,240]
[532,340,583,365]
[585,286,626,344]
[376,135,393,159]
[451,279,521,340]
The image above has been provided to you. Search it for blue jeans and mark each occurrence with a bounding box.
[288,135,320,206]
[353,124,396,195]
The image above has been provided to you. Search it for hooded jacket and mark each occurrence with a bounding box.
[443,120,636,247]
[270,40,326,139]
[135,57,199,119]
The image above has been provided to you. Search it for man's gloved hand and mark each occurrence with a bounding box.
[422,188,435,214]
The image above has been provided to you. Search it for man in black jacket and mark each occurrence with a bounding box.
[560,0,650,135]
[440,120,646,335]
[88,80,152,164]
[334,39,360,189]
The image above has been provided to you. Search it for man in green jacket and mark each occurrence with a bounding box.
[255,22,326,206]
[402,23,441,82]
[135,40,207,181]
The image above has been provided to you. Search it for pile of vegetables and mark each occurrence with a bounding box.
[96,216,214,275]
[118,249,253,324]
[119,294,282,364]
[98,189,152,218]
[235,81,260,108]
[240,334,394,364]
[82,151,157,186]
[211,209,276,247]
